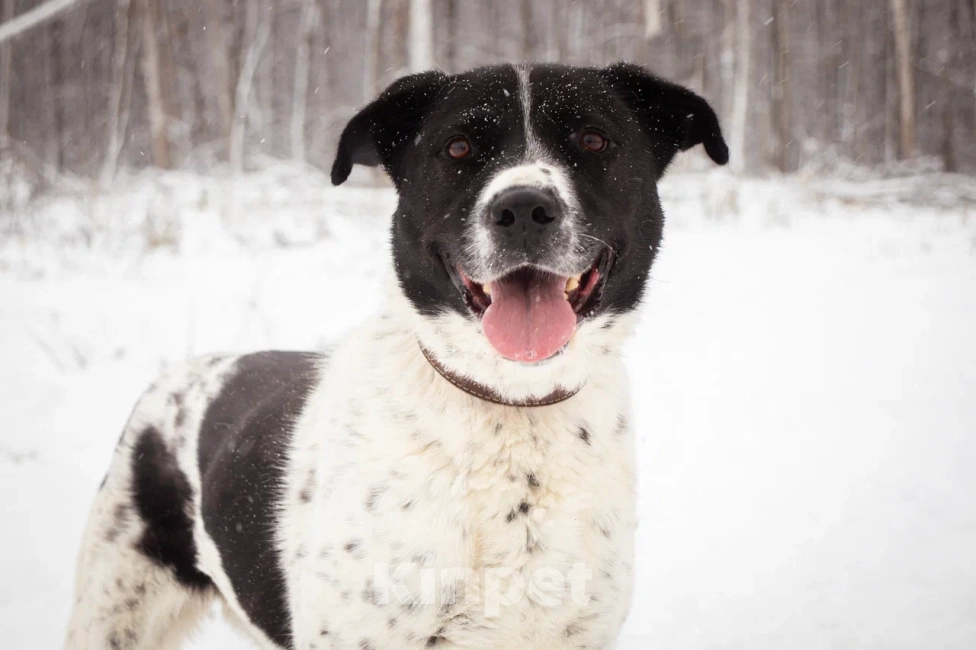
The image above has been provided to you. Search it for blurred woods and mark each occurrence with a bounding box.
[0,0,975,188]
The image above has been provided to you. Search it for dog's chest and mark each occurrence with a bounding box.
[285,383,635,648]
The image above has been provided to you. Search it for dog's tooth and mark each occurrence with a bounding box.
[483,284,492,296]
[565,276,580,293]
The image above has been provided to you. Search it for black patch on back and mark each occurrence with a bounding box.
[198,351,322,649]
[131,426,212,590]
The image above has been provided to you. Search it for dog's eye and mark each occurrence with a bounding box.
[579,130,608,153]
[446,137,472,159]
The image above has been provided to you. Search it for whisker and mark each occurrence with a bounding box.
[578,233,618,257]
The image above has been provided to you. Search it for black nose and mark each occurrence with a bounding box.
[490,187,559,230]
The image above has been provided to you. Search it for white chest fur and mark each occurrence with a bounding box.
[280,309,637,650]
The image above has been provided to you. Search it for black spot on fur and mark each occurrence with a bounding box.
[359,640,376,650]
[170,391,187,429]
[131,426,212,590]
[527,473,540,489]
[299,468,316,503]
[615,414,629,437]
[362,578,382,606]
[442,580,462,612]
[365,483,387,512]
[578,427,591,445]
[104,503,130,542]
[506,500,530,522]
[198,351,323,649]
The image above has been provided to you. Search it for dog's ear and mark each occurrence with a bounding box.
[331,70,449,185]
[600,62,729,173]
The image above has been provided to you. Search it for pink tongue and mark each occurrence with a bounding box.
[482,271,577,362]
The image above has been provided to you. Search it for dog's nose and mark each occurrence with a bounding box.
[490,187,559,230]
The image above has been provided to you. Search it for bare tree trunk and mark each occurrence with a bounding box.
[841,1,861,161]
[771,0,794,171]
[229,0,270,174]
[40,23,60,177]
[890,0,915,159]
[0,0,13,145]
[140,0,170,169]
[51,19,68,172]
[520,0,533,61]
[203,0,234,146]
[643,0,662,39]
[942,74,955,172]
[156,3,180,143]
[729,0,750,172]
[409,0,433,72]
[364,0,383,100]
[719,0,735,118]
[291,0,316,162]
[0,0,91,45]
[444,0,457,70]
[100,0,132,185]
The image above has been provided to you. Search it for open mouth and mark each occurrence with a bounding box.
[445,249,614,363]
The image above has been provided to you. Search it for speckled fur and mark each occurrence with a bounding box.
[282,285,637,649]
[63,59,733,650]
[64,278,637,650]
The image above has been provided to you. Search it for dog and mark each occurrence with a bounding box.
[65,62,727,650]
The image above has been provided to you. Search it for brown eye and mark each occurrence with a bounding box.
[580,130,608,152]
[447,137,471,159]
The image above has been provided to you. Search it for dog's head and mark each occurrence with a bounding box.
[332,63,727,398]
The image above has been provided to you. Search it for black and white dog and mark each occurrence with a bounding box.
[66,63,727,650]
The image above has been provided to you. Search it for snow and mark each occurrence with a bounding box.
[2,166,975,649]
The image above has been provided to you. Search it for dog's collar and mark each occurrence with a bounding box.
[419,344,583,407]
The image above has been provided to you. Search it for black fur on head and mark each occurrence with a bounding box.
[332,63,727,353]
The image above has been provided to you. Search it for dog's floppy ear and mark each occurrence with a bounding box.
[331,70,449,185]
[600,62,729,173]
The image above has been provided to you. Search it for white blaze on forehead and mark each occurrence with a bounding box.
[516,64,541,158]
[463,65,584,279]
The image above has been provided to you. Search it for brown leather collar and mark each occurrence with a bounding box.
[419,344,584,407]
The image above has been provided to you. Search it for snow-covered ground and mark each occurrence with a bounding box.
[2,167,975,649]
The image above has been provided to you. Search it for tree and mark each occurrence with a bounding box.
[890,0,915,159]
[364,0,383,100]
[644,0,662,39]
[0,0,91,45]
[291,0,318,162]
[100,0,133,185]
[729,0,750,171]
[229,0,271,173]
[409,0,433,72]
[0,0,13,145]
[770,0,794,172]
[140,0,171,169]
